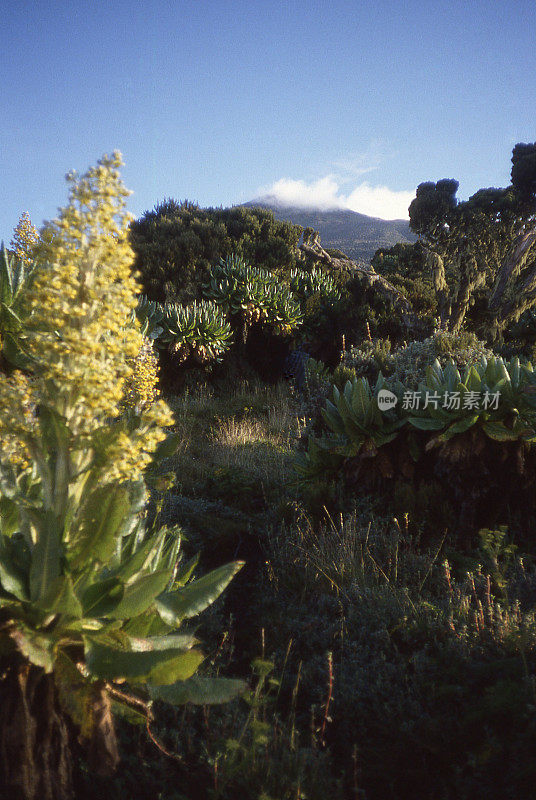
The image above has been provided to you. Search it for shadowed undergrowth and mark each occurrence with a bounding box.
[127,378,536,800]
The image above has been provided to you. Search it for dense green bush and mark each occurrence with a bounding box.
[342,330,494,387]
[129,202,304,304]
[372,242,437,323]
[284,266,355,349]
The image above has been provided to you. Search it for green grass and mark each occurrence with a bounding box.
[164,379,301,502]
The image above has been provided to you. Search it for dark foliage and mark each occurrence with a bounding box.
[129,202,304,304]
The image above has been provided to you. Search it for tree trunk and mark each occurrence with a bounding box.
[488,229,536,312]
[0,663,74,800]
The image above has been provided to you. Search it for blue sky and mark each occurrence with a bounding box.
[2,0,535,240]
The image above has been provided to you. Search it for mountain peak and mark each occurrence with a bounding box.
[247,194,345,213]
[241,200,417,264]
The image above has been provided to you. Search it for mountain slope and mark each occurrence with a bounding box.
[242,199,417,265]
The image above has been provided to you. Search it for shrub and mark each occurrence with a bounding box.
[264,507,536,800]
[343,330,493,389]
[129,202,304,304]
[341,337,393,382]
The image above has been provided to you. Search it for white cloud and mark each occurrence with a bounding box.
[259,176,345,211]
[345,183,416,220]
[256,175,415,220]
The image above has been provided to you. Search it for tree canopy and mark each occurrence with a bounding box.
[408,143,536,337]
[129,201,304,303]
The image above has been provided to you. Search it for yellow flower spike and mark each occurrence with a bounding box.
[1,153,173,486]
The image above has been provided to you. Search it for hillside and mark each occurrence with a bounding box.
[242,199,417,265]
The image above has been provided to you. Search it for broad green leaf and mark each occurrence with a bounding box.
[130,633,197,651]
[0,543,28,601]
[337,396,366,440]
[113,529,166,582]
[444,362,461,392]
[0,497,20,536]
[85,638,203,684]
[350,379,369,420]
[407,417,444,431]
[426,405,451,422]
[68,485,130,568]
[483,421,519,441]
[150,676,246,705]
[465,366,482,393]
[175,553,199,587]
[10,625,55,672]
[28,509,61,605]
[160,528,182,571]
[111,699,147,726]
[42,575,83,618]
[494,376,513,401]
[156,561,244,626]
[110,569,172,619]
[372,430,398,447]
[322,403,345,436]
[79,576,124,618]
[0,246,13,302]
[63,619,123,636]
[363,395,375,428]
[115,479,147,540]
[150,649,204,685]
[425,362,442,389]
[124,479,148,516]
[2,332,33,370]
[510,357,521,389]
[444,414,480,437]
[1,305,23,328]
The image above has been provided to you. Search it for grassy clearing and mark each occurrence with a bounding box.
[165,379,302,501]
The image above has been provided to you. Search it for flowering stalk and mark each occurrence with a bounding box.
[0,152,173,529]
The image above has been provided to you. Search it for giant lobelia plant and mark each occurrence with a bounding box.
[0,154,244,800]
